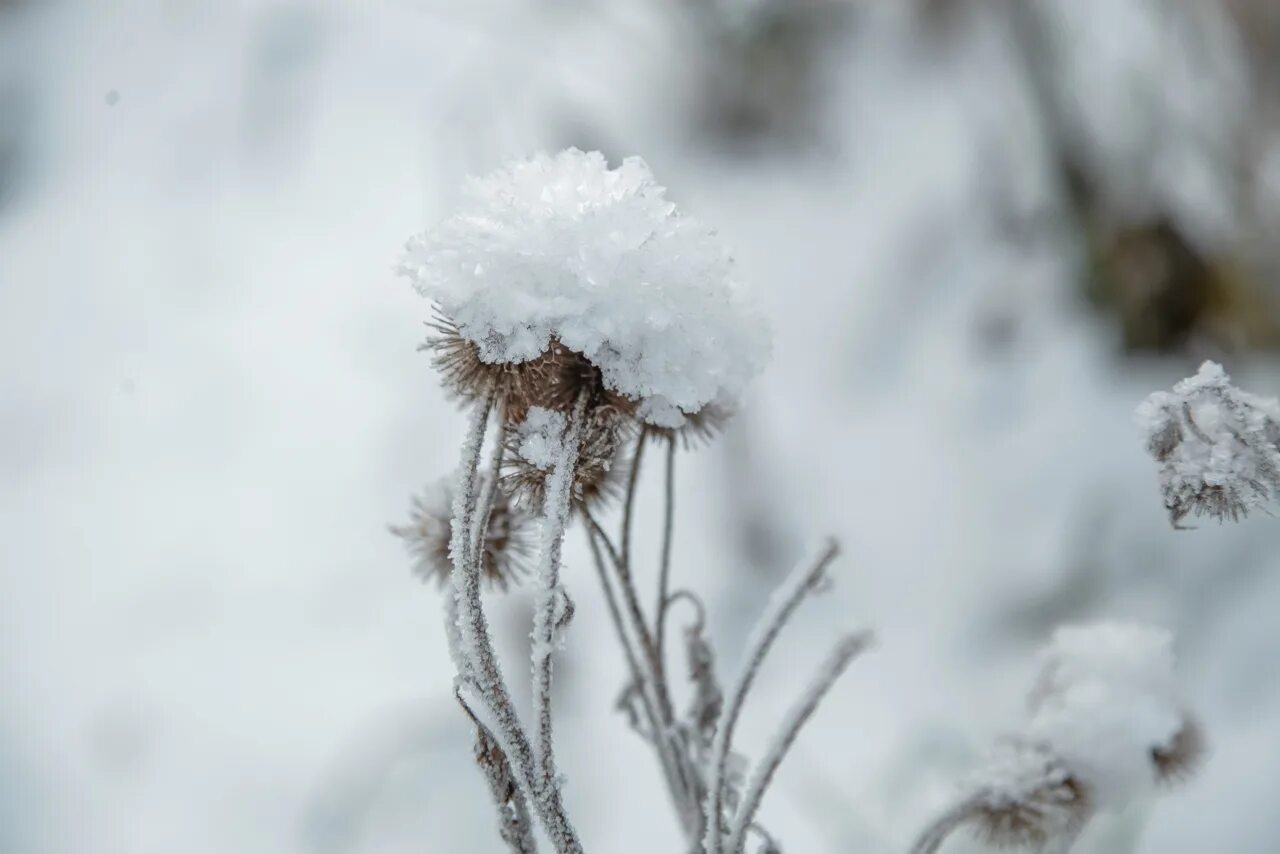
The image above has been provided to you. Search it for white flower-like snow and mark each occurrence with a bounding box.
[399,149,770,427]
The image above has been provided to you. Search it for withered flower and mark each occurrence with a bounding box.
[501,406,632,511]
[390,476,532,592]
[1152,716,1206,785]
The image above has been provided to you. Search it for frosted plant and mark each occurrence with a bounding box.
[394,149,870,854]
[1136,361,1280,526]
[390,475,533,592]
[911,623,1203,854]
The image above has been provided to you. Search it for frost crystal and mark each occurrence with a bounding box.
[514,407,567,470]
[1025,623,1186,808]
[1136,361,1280,526]
[399,148,770,428]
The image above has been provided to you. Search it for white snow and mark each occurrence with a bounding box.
[399,149,771,428]
[1024,623,1185,808]
[514,407,568,470]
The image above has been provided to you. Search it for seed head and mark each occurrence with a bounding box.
[1151,716,1205,785]
[967,742,1093,850]
[390,476,533,592]
[1136,361,1280,526]
[501,406,632,512]
[648,401,735,449]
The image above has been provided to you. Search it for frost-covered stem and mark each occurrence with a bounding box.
[621,424,648,580]
[607,446,676,726]
[448,386,581,854]
[703,539,841,854]
[531,390,590,799]
[584,514,651,715]
[908,797,984,854]
[586,512,704,838]
[654,436,677,679]
[724,632,872,854]
[470,397,508,558]
[585,520,690,819]
[456,690,540,854]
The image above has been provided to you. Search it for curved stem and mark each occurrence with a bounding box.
[703,539,840,854]
[725,632,872,853]
[908,797,983,854]
[447,387,582,853]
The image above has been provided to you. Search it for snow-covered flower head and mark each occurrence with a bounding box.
[390,476,532,592]
[400,148,770,429]
[1136,361,1280,526]
[964,741,1092,849]
[944,623,1203,852]
[1026,623,1197,806]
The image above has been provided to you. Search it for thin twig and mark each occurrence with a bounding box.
[621,424,649,580]
[908,796,984,854]
[586,515,699,836]
[724,632,873,853]
[703,539,841,854]
[654,435,677,678]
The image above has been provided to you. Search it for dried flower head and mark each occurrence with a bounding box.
[1151,716,1206,785]
[425,315,637,428]
[390,477,532,592]
[501,406,630,511]
[1136,361,1280,527]
[1025,623,1199,807]
[399,148,770,429]
[647,400,735,449]
[966,742,1093,849]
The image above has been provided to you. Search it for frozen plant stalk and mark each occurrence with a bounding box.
[394,149,869,853]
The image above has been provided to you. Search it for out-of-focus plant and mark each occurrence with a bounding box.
[912,624,1203,854]
[1138,361,1280,527]
[389,149,1225,853]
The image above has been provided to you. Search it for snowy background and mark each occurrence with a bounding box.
[3,1,1280,852]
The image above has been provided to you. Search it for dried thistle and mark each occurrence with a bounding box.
[968,744,1093,850]
[1136,361,1280,526]
[1152,716,1206,785]
[390,476,532,592]
[648,401,735,449]
[911,743,1092,854]
[501,406,632,511]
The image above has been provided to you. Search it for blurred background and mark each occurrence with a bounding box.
[3,0,1280,851]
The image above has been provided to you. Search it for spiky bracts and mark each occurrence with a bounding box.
[390,476,533,593]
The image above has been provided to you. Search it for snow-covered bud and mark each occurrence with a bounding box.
[1136,361,1280,526]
